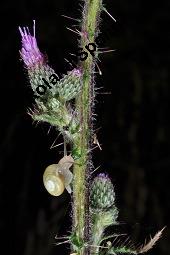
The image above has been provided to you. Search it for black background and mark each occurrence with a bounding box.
[0,0,169,254]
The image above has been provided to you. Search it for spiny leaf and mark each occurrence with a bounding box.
[106,227,165,255]
[137,227,166,254]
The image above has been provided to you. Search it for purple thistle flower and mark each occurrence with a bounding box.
[18,20,57,94]
[72,68,82,77]
[19,20,44,68]
[18,20,82,102]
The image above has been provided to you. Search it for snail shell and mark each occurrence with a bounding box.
[43,155,74,196]
[43,164,65,196]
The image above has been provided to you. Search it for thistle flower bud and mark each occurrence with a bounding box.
[91,174,119,247]
[19,21,82,102]
[19,20,58,96]
[90,173,116,210]
[19,21,82,141]
[57,68,82,101]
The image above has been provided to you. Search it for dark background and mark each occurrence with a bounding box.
[0,0,169,254]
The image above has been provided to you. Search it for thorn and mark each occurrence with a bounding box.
[87,244,108,249]
[72,24,80,28]
[55,235,69,240]
[123,236,131,246]
[50,142,64,150]
[63,137,67,156]
[129,242,136,250]
[101,234,127,243]
[66,27,81,36]
[95,61,102,75]
[54,240,70,246]
[93,134,102,150]
[103,7,116,22]
[75,28,81,34]
[50,133,62,149]
[33,20,35,37]
[91,165,101,175]
[64,58,75,68]
[112,235,119,245]
[88,145,99,153]
[35,122,40,128]
[135,242,142,251]
[98,49,116,54]
[95,86,104,91]
[116,237,124,246]
[47,126,52,135]
[27,109,33,117]
[68,53,77,57]
[125,239,133,248]
[95,56,101,62]
[61,14,80,22]
[93,126,102,133]
[96,91,112,95]
[117,221,127,225]
[93,71,101,74]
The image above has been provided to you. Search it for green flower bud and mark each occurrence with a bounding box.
[90,173,116,211]
[57,68,82,101]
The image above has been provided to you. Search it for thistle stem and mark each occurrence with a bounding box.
[72,1,102,254]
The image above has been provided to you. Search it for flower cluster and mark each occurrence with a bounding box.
[19,21,82,141]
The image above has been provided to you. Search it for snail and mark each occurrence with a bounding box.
[43,155,74,196]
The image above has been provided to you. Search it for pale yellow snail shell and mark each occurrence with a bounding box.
[43,155,74,196]
[43,164,65,196]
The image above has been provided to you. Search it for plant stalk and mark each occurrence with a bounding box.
[72,0,102,254]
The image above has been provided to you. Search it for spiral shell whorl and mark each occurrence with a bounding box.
[43,164,65,196]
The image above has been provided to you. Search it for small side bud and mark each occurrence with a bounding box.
[57,68,82,101]
[90,173,119,249]
[90,173,117,211]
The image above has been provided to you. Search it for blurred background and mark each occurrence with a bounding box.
[0,0,169,254]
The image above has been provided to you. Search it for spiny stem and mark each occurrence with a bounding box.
[72,0,102,254]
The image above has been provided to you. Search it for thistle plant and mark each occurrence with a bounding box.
[18,1,165,255]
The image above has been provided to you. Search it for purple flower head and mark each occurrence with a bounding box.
[72,68,82,77]
[98,173,109,179]
[19,20,44,68]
